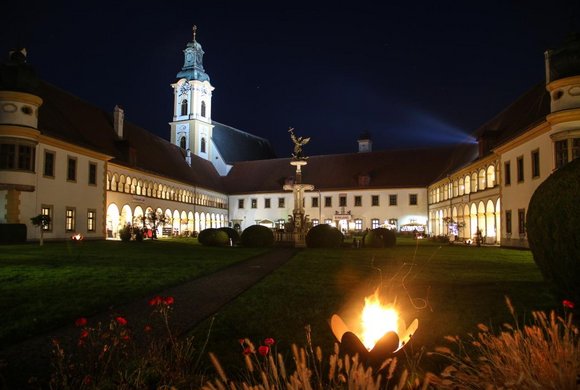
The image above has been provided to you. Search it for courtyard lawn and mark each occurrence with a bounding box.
[190,239,558,372]
[0,239,265,348]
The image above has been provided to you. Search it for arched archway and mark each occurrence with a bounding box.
[485,200,495,242]
[120,204,133,230]
[106,203,120,238]
[477,201,486,238]
[172,210,180,235]
[180,211,187,234]
[194,212,200,233]
[199,212,206,231]
[134,206,144,227]
[470,203,478,239]
[495,198,501,244]
[188,211,194,232]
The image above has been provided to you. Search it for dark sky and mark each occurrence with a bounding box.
[1,1,578,157]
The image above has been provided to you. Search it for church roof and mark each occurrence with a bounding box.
[223,144,478,194]
[36,81,225,192]
[212,121,277,163]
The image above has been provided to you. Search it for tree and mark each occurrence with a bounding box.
[31,214,51,246]
[146,210,167,239]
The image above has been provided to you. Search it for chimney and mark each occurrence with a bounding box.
[113,105,124,138]
[357,131,372,153]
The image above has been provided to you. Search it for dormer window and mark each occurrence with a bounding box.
[181,99,188,116]
[201,101,206,117]
[200,137,206,153]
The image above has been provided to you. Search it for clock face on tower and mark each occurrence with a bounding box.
[186,52,193,64]
[179,83,191,95]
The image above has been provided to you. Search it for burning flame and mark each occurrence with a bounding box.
[360,290,399,350]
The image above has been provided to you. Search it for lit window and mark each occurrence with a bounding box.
[277,219,285,230]
[65,208,76,232]
[41,205,53,232]
[371,218,380,229]
[354,219,362,231]
[311,219,319,226]
[87,209,96,232]
[324,219,333,225]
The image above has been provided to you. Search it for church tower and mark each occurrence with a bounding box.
[170,26,215,163]
[545,33,580,168]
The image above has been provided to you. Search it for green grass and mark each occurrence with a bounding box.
[0,239,265,348]
[0,237,559,377]
[190,239,557,372]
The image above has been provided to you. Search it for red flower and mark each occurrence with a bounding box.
[264,337,275,346]
[563,299,575,309]
[75,317,88,327]
[258,345,270,356]
[144,324,153,333]
[115,316,128,326]
[163,296,175,305]
[148,296,162,306]
[80,329,89,339]
[239,338,246,346]
[122,334,131,342]
[243,347,253,355]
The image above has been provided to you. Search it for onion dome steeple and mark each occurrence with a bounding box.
[176,26,210,82]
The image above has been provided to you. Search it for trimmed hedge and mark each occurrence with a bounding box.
[0,224,27,244]
[363,228,396,248]
[305,224,343,248]
[241,225,274,247]
[527,157,580,304]
[198,228,230,247]
[218,227,240,245]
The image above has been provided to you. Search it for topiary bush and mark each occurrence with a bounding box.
[218,227,240,245]
[198,228,230,247]
[362,228,397,248]
[241,225,274,247]
[119,225,132,242]
[305,224,343,248]
[527,157,580,305]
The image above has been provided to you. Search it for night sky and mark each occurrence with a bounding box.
[1,1,578,157]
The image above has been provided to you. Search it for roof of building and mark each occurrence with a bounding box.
[474,82,550,152]
[37,81,225,192]
[223,144,478,194]
[212,121,277,163]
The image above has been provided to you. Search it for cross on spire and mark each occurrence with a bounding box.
[192,25,197,42]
